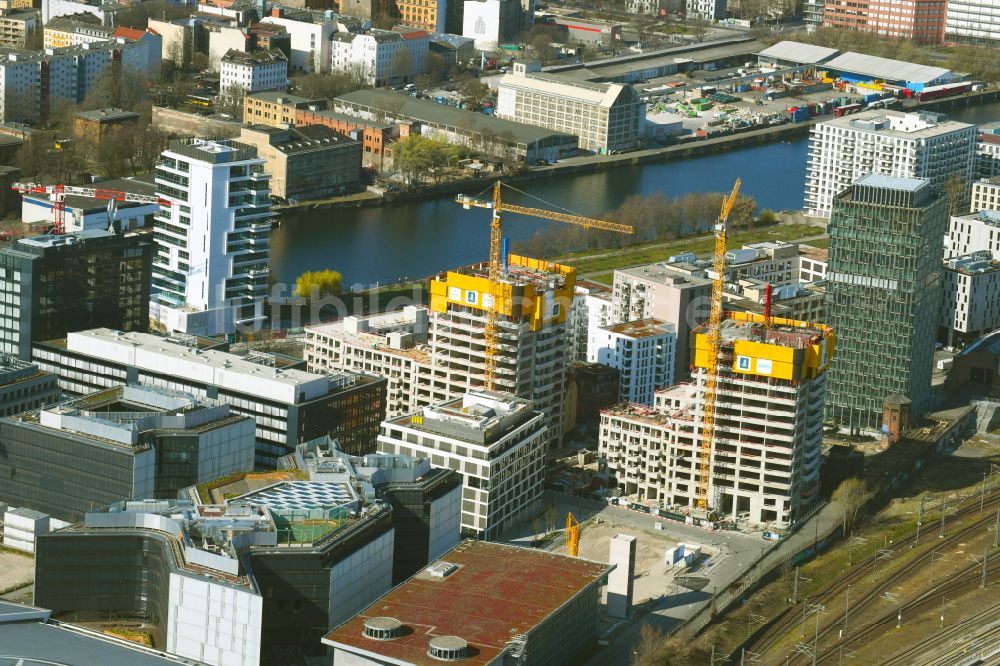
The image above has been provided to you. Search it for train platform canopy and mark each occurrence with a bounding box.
[756,41,840,67]
[823,52,954,91]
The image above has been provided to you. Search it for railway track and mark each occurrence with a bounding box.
[881,602,1000,666]
[812,557,1000,664]
[739,488,1000,660]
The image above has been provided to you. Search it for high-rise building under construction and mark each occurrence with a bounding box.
[825,174,947,431]
[306,254,575,446]
[599,312,833,527]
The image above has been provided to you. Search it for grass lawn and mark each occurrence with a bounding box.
[557,223,826,277]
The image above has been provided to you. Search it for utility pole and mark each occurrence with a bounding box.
[981,472,988,517]
[982,545,989,589]
[939,595,946,627]
[882,592,902,629]
[930,549,947,583]
[915,494,925,546]
[995,506,1000,549]
[873,548,892,579]
[793,567,812,605]
[939,498,948,538]
[842,584,851,636]
[848,534,866,567]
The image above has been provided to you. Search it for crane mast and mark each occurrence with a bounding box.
[696,179,742,511]
[456,181,633,391]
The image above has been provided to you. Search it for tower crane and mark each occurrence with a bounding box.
[696,179,742,511]
[12,182,175,235]
[455,181,634,390]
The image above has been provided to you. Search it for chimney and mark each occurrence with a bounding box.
[271,6,283,17]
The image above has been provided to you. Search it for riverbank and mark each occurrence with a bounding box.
[272,88,1000,216]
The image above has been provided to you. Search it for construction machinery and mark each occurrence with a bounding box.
[455,181,633,390]
[12,182,173,235]
[566,512,580,557]
[696,179,742,511]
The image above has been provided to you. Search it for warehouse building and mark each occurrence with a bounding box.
[32,328,387,466]
[378,391,546,539]
[35,496,394,666]
[822,51,955,91]
[600,311,834,527]
[333,88,579,162]
[323,540,614,666]
[0,385,256,522]
[496,61,643,153]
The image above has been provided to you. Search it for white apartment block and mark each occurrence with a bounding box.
[611,263,712,382]
[940,251,1000,342]
[945,0,1000,47]
[588,319,675,406]
[329,29,427,86]
[308,256,574,447]
[568,280,612,363]
[496,60,643,153]
[377,391,546,539]
[306,306,432,418]
[462,0,523,50]
[804,110,977,218]
[151,138,272,337]
[626,0,663,14]
[972,178,1000,213]
[686,0,726,20]
[220,49,288,95]
[261,11,337,73]
[945,209,1000,260]
[723,241,803,286]
[599,313,832,527]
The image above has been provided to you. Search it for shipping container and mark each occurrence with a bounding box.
[916,81,972,102]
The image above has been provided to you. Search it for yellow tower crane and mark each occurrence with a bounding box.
[566,512,581,557]
[455,181,634,390]
[696,179,742,511]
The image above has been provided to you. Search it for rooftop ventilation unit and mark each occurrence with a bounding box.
[426,561,458,578]
[428,636,468,661]
[362,617,403,640]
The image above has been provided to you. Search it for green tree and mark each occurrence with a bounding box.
[457,79,492,111]
[393,134,466,185]
[295,270,343,299]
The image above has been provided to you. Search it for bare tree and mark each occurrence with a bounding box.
[690,16,712,42]
[392,48,413,83]
[833,477,874,538]
[633,623,668,666]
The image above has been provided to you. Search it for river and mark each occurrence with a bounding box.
[269,102,1000,288]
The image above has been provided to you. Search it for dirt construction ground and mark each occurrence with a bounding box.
[577,520,684,605]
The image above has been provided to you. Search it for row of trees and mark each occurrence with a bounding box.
[393,135,474,185]
[514,190,761,259]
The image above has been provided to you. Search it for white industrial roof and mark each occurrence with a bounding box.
[498,73,625,107]
[825,52,951,85]
[65,329,333,404]
[756,41,839,64]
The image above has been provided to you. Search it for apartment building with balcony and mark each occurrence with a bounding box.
[940,251,1000,346]
[804,110,977,218]
[946,207,1000,260]
[599,312,833,527]
[150,138,273,337]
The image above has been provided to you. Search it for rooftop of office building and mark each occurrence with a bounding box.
[5,385,243,451]
[0,355,51,385]
[323,540,613,665]
[945,251,1000,275]
[602,318,673,338]
[307,306,433,363]
[617,262,713,287]
[0,600,207,665]
[819,109,974,139]
[44,329,376,405]
[387,391,541,447]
